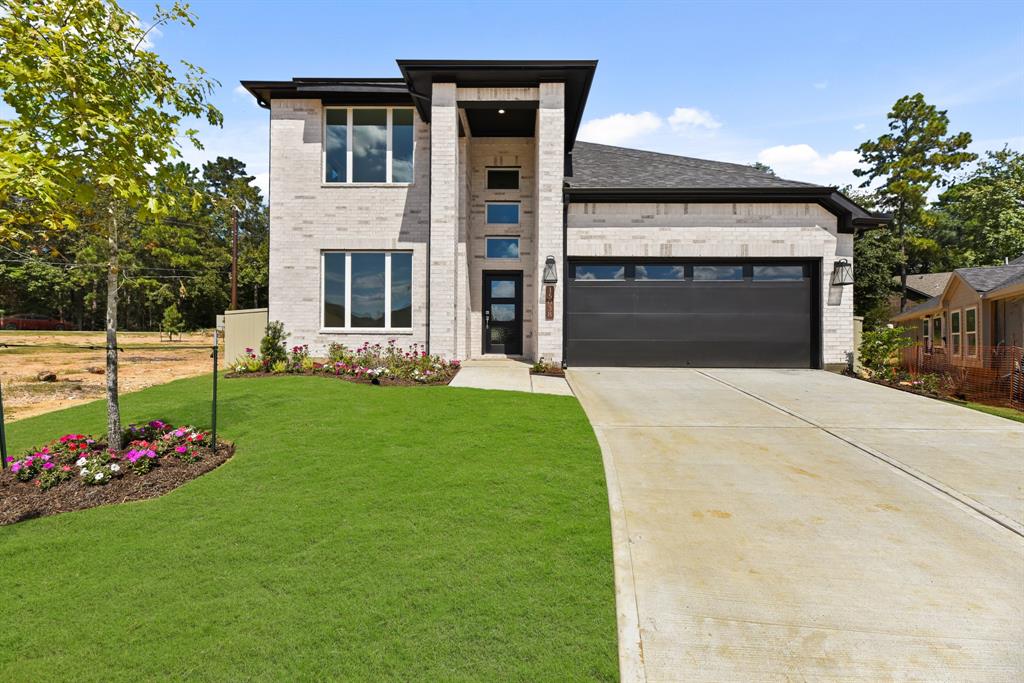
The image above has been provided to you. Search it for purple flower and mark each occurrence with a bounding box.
[43,462,54,470]
[11,463,21,473]
[175,445,188,454]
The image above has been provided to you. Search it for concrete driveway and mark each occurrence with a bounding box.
[568,368,1024,682]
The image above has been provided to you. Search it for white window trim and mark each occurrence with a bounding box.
[485,236,521,260]
[485,201,521,225]
[950,309,962,356]
[964,305,979,357]
[486,167,521,191]
[322,106,415,186]
[320,251,414,333]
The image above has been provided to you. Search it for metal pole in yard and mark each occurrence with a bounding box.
[0,372,7,469]
[211,329,218,454]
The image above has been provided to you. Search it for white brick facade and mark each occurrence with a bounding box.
[264,69,861,370]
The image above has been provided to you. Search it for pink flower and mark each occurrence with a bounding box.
[61,466,71,472]
[175,445,188,454]
[43,462,54,470]
[11,463,21,473]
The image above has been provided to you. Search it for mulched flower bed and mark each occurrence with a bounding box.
[1,423,234,526]
[224,367,459,386]
[529,367,565,378]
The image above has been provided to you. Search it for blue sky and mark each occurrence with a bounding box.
[126,0,1023,194]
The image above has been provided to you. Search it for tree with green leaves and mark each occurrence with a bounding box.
[854,93,975,312]
[0,0,222,448]
[932,147,1024,266]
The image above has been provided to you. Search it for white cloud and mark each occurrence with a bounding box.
[757,144,861,186]
[178,118,270,196]
[233,84,260,108]
[853,123,866,131]
[813,80,829,90]
[578,111,663,145]
[667,107,721,131]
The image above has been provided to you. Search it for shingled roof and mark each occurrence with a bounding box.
[567,142,818,190]
[956,262,1024,293]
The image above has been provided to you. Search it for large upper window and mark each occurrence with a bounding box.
[322,251,413,329]
[324,107,414,184]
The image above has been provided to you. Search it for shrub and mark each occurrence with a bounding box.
[229,347,262,373]
[161,304,185,336]
[860,326,913,380]
[288,344,309,371]
[270,359,288,374]
[259,320,288,368]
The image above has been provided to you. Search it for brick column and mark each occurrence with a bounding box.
[429,83,459,358]
[535,82,565,363]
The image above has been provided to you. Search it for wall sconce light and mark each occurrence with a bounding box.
[543,255,558,284]
[830,259,854,286]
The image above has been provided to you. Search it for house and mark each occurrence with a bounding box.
[891,256,1024,366]
[889,272,953,315]
[241,60,889,370]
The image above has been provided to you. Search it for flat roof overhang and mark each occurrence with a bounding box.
[396,60,597,150]
[563,186,891,234]
[240,78,413,108]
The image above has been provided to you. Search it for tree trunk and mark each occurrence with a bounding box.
[106,209,123,450]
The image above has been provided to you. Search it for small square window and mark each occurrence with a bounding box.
[486,237,520,259]
[486,203,520,224]
[487,169,519,190]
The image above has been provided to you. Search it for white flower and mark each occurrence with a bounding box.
[75,457,87,466]
[94,472,104,481]
[80,469,89,477]
[109,464,120,472]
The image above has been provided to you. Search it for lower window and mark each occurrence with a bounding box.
[322,251,413,329]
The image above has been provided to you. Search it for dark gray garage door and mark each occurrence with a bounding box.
[566,260,819,368]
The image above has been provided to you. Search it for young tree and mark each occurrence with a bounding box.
[933,147,1024,266]
[854,93,975,312]
[0,0,222,448]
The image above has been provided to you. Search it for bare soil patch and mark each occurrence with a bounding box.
[0,441,234,525]
[0,331,218,421]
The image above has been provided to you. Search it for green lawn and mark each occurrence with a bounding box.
[964,401,1024,424]
[0,375,617,681]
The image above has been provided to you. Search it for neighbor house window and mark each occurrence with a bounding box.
[931,315,943,348]
[486,202,520,224]
[950,310,962,356]
[693,265,743,281]
[922,317,930,349]
[323,107,415,184]
[573,264,625,281]
[636,264,686,280]
[485,237,520,259]
[965,307,978,356]
[487,168,519,190]
[321,251,413,329]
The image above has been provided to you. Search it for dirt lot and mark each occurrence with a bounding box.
[0,331,220,421]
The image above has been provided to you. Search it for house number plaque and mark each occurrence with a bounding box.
[545,286,555,320]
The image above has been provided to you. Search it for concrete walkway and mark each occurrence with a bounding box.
[568,368,1024,682]
[448,358,573,395]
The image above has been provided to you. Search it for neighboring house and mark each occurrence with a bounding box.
[890,272,953,314]
[891,257,1024,366]
[242,60,888,370]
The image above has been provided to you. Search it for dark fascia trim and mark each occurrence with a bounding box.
[239,79,413,109]
[563,187,890,234]
[396,60,598,150]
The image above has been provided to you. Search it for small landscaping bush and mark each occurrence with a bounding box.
[232,338,460,385]
[859,326,913,381]
[259,320,289,368]
[530,357,564,377]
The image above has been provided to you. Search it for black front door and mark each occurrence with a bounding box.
[483,272,523,355]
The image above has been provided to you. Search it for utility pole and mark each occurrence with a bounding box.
[230,205,239,311]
